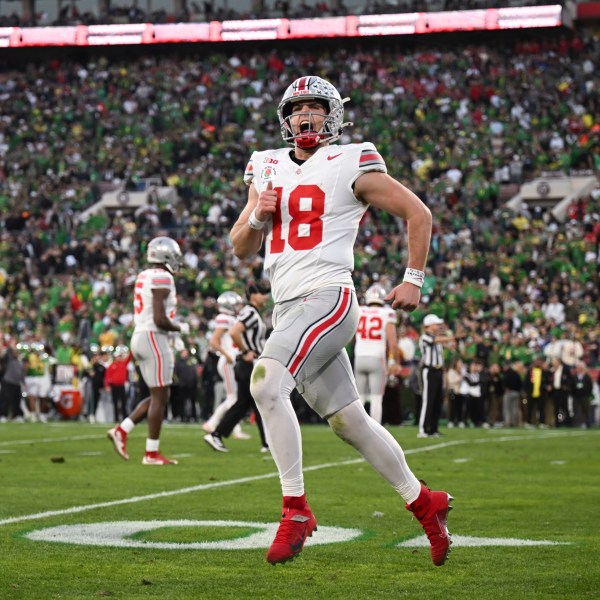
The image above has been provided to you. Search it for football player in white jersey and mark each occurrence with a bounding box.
[107,237,189,466]
[202,291,250,439]
[230,76,452,566]
[354,283,400,424]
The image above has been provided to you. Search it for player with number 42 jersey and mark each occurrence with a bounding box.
[354,284,399,425]
[243,142,385,303]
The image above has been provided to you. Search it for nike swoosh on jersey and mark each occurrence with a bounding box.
[327,153,342,161]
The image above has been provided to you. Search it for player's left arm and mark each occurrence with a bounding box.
[354,171,432,311]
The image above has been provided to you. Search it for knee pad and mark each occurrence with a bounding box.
[328,400,368,444]
[250,358,295,413]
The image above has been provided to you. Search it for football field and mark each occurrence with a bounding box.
[1,422,598,599]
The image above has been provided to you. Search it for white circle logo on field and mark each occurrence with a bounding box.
[25,520,363,550]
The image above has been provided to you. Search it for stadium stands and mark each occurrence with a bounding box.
[0,14,598,425]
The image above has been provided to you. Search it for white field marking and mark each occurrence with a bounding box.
[0,430,590,528]
[471,431,591,444]
[453,458,470,463]
[551,460,567,465]
[0,434,99,447]
[0,459,363,527]
[0,449,16,454]
[399,534,571,548]
[25,520,362,550]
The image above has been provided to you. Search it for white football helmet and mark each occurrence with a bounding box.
[147,236,182,274]
[277,76,352,149]
[217,291,243,315]
[365,284,387,306]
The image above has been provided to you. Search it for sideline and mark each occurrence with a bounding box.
[0,430,589,527]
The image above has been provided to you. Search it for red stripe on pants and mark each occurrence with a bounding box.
[289,288,351,376]
[149,331,164,387]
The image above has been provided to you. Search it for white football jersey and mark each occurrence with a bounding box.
[244,142,386,303]
[354,305,397,358]
[210,312,237,355]
[133,267,177,332]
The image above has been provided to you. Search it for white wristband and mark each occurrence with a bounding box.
[403,267,425,288]
[247,208,266,230]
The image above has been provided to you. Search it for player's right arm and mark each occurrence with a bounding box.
[230,182,277,259]
[209,327,233,363]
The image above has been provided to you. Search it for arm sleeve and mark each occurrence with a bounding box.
[243,152,258,187]
[358,142,386,173]
[238,306,257,329]
[385,307,397,326]
[348,142,387,189]
[150,272,174,290]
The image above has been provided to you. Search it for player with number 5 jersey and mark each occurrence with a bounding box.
[107,236,188,466]
[231,75,452,567]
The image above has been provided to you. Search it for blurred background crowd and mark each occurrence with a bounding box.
[0,0,567,28]
[0,17,598,427]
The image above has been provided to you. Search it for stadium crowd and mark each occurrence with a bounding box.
[0,28,599,427]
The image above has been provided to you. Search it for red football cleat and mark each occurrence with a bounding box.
[107,426,129,460]
[406,481,453,566]
[142,451,178,465]
[266,494,318,564]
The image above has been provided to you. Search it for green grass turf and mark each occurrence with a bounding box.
[1,422,599,599]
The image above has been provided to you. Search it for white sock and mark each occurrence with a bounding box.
[146,438,159,453]
[250,358,304,497]
[120,417,135,433]
[329,400,421,504]
[206,393,236,430]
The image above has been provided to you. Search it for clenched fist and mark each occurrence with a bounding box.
[255,181,278,222]
[385,282,421,312]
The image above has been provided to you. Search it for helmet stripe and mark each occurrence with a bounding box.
[296,76,309,91]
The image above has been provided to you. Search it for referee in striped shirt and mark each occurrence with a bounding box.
[204,282,270,453]
[418,314,456,438]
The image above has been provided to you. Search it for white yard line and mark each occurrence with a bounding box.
[0,434,100,446]
[0,430,589,527]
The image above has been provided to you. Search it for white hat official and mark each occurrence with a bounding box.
[423,314,444,327]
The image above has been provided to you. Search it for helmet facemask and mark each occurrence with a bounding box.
[277,76,352,149]
[280,101,344,149]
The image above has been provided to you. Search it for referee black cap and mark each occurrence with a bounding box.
[246,281,271,299]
